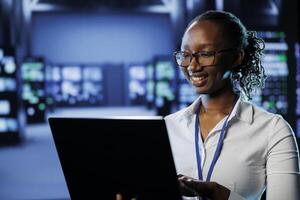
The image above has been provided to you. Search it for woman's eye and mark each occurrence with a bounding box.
[183,54,191,59]
[178,53,190,59]
[199,51,214,57]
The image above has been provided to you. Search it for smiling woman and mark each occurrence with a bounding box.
[165,10,299,200]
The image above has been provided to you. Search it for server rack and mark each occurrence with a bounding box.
[0,47,22,144]
[153,56,176,116]
[124,63,147,106]
[49,64,105,107]
[21,57,47,123]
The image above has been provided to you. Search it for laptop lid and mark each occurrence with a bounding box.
[48,117,182,200]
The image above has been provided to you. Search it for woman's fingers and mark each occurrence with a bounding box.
[178,175,211,197]
[178,181,200,196]
[181,178,209,194]
[116,193,122,200]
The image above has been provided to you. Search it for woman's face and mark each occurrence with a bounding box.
[181,20,237,95]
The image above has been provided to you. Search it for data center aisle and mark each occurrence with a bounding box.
[0,106,155,200]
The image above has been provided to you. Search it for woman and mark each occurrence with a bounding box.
[165,10,299,200]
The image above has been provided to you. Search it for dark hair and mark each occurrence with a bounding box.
[185,10,266,100]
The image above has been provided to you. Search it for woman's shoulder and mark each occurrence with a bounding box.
[164,106,192,122]
[249,101,285,120]
[165,96,202,121]
[245,100,293,134]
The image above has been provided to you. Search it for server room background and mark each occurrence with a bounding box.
[0,0,298,199]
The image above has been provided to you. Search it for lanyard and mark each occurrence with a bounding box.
[194,100,236,181]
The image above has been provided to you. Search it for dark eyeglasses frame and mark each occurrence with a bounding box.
[173,48,239,68]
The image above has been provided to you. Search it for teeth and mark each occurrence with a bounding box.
[191,76,205,81]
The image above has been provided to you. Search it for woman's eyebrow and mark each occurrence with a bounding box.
[181,43,218,50]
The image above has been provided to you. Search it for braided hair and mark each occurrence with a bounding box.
[185,10,266,100]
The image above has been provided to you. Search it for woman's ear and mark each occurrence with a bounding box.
[232,50,245,69]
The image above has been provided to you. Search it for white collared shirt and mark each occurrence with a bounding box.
[165,96,300,200]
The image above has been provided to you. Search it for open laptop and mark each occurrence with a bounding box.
[48,117,183,200]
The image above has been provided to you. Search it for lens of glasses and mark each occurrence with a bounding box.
[197,51,215,66]
[174,52,190,67]
[174,52,215,67]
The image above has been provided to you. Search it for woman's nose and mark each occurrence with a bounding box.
[187,57,203,72]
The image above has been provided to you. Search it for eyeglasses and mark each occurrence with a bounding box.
[173,48,238,68]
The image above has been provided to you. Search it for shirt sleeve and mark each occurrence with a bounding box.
[266,116,300,200]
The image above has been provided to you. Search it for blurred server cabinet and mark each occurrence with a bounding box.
[82,65,104,105]
[251,31,289,115]
[61,65,83,106]
[153,56,176,116]
[49,64,105,107]
[103,64,125,106]
[21,57,47,123]
[0,47,22,144]
[145,62,155,109]
[125,63,147,105]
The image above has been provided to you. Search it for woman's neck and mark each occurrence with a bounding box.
[200,89,238,115]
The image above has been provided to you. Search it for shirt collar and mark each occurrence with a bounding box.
[234,98,254,124]
[178,95,254,126]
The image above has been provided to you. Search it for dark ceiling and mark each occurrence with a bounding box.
[37,0,165,7]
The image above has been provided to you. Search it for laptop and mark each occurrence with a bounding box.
[48,117,183,200]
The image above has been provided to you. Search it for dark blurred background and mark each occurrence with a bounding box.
[0,0,298,199]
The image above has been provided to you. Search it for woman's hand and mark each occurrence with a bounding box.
[116,193,123,200]
[178,174,230,200]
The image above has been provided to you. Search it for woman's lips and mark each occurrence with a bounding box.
[190,75,208,87]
